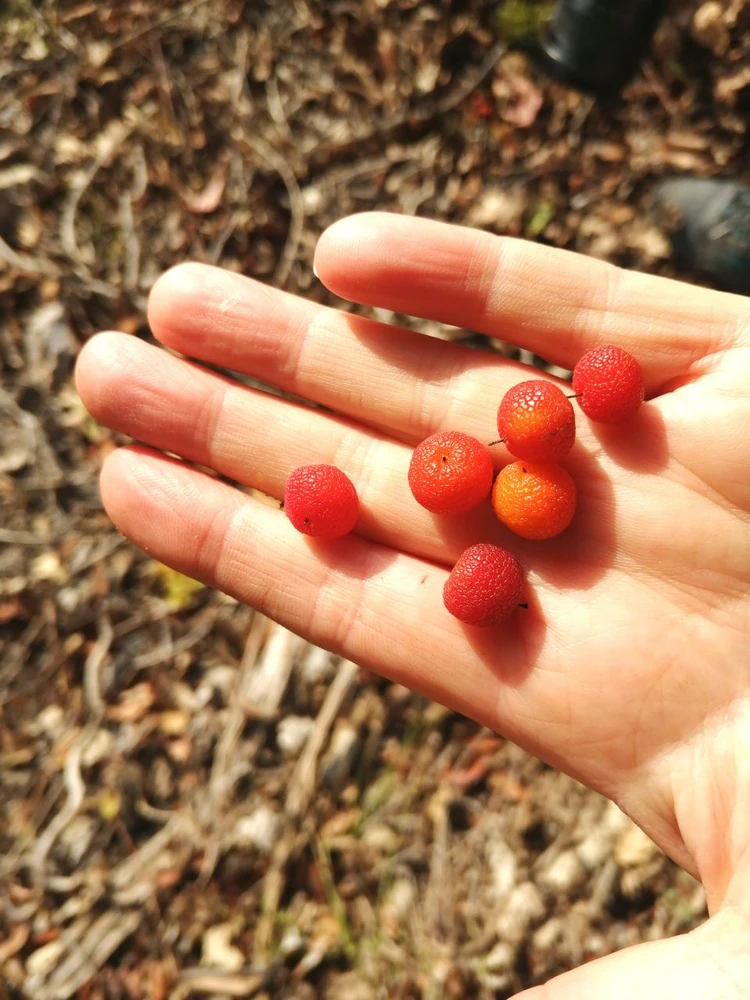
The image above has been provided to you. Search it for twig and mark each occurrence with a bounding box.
[642,61,680,117]
[0,924,30,966]
[266,75,292,139]
[231,27,251,104]
[253,832,296,964]
[68,535,126,576]
[285,659,358,818]
[60,121,133,261]
[29,736,86,886]
[252,656,358,960]
[238,134,304,289]
[28,910,141,1000]
[28,617,111,882]
[242,620,302,718]
[135,798,179,825]
[0,528,55,545]
[109,0,212,50]
[68,272,121,300]
[83,614,112,718]
[198,614,267,881]
[133,605,222,670]
[44,872,92,894]
[0,387,62,486]
[0,233,59,278]
[110,812,197,902]
[211,620,265,790]
[119,191,140,291]
[130,142,149,202]
[423,798,452,940]
[199,621,303,880]
[432,40,508,118]
[207,208,243,265]
[174,967,273,998]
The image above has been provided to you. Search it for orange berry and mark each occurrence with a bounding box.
[492,461,577,540]
[497,380,575,462]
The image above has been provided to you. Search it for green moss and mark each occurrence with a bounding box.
[526,199,555,238]
[496,0,554,42]
[314,838,356,959]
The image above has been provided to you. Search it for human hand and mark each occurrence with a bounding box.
[75,213,750,998]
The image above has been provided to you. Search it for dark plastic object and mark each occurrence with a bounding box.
[539,0,667,94]
[654,178,750,296]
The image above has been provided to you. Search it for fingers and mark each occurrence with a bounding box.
[75,332,626,570]
[98,446,529,728]
[314,213,748,384]
[146,260,535,444]
[145,220,747,464]
[77,331,503,564]
[82,331,718,583]
[513,913,750,1000]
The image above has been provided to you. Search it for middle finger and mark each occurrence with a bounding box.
[146,261,544,445]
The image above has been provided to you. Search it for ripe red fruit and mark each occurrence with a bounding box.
[408,431,493,515]
[284,464,359,538]
[572,345,644,423]
[497,380,576,462]
[443,543,524,627]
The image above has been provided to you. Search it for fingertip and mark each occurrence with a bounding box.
[74,330,107,401]
[99,446,251,587]
[314,212,395,292]
[99,448,132,538]
[147,261,208,340]
[99,446,192,552]
[99,445,149,517]
[75,331,136,419]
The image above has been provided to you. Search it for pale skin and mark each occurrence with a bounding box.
[75,213,750,998]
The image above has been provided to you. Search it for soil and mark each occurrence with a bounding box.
[2,1,748,997]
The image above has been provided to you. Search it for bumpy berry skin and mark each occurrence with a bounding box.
[497,380,576,462]
[492,461,576,540]
[284,464,359,538]
[443,543,524,627]
[572,345,644,423]
[408,431,493,515]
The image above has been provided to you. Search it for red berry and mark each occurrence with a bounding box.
[572,345,644,423]
[443,543,524,627]
[497,380,576,462]
[408,431,493,515]
[284,464,359,538]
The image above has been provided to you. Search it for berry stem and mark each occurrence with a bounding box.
[565,393,580,400]
[487,438,505,447]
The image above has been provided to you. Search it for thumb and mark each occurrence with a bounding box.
[513,910,749,1000]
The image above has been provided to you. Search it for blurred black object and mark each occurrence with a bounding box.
[654,178,750,296]
[539,0,667,94]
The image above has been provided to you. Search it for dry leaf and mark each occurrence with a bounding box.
[501,76,543,128]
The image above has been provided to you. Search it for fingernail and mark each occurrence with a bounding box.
[312,259,319,279]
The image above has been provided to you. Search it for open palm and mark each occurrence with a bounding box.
[76,213,750,998]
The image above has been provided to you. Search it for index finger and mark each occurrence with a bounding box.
[314,212,749,382]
